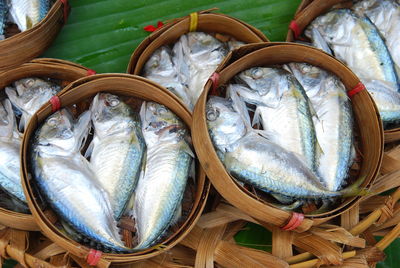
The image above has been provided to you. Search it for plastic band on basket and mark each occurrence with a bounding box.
[289,20,302,40]
[87,69,97,76]
[209,72,220,95]
[281,212,304,231]
[86,249,102,266]
[189,12,198,32]
[143,21,164,32]
[50,96,61,113]
[347,82,366,98]
[60,0,69,24]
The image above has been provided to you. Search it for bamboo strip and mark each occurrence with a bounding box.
[272,227,293,259]
[195,225,226,267]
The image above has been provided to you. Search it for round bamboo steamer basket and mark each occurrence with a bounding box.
[286,0,400,143]
[0,58,94,231]
[0,0,69,71]
[192,42,383,232]
[20,74,210,266]
[127,9,269,102]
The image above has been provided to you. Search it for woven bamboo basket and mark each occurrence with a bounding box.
[286,0,400,143]
[127,9,269,108]
[0,0,69,72]
[0,227,79,267]
[0,58,94,231]
[192,42,383,233]
[20,74,210,267]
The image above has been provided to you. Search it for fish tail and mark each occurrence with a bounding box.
[339,175,371,197]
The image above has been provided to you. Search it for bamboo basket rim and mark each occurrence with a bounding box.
[127,9,269,75]
[0,58,92,231]
[20,74,210,265]
[192,42,383,232]
[0,1,67,71]
[286,0,400,140]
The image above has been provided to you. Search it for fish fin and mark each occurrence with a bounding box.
[84,137,95,158]
[139,101,147,125]
[227,85,253,131]
[252,106,262,128]
[74,111,91,152]
[311,28,333,55]
[18,114,27,132]
[307,200,332,215]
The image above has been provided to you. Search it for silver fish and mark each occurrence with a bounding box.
[5,77,61,131]
[88,93,145,220]
[0,0,7,39]
[234,67,318,171]
[0,99,26,203]
[9,0,51,31]
[31,109,128,252]
[177,32,229,106]
[144,46,193,110]
[306,9,399,91]
[132,102,192,250]
[288,63,354,191]
[353,0,400,77]
[206,96,342,200]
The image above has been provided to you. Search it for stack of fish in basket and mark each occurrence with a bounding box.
[1,1,400,267]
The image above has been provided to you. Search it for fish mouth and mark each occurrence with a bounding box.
[155,124,183,136]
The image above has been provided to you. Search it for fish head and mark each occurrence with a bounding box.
[308,9,355,45]
[91,93,134,137]
[143,47,174,77]
[206,96,246,152]
[288,63,326,98]
[187,32,227,62]
[0,99,18,139]
[37,109,76,151]
[8,78,60,115]
[236,67,289,107]
[140,101,186,144]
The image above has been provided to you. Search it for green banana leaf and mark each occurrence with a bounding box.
[42,0,397,267]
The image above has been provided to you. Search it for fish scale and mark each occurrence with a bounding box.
[0,0,7,38]
[31,109,128,252]
[0,99,25,204]
[132,102,192,250]
[353,0,400,78]
[89,93,145,220]
[235,67,318,172]
[288,63,354,191]
[9,0,51,31]
[206,96,342,202]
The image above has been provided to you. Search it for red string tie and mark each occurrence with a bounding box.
[209,72,220,95]
[87,69,96,76]
[143,21,164,32]
[50,96,61,113]
[86,249,102,266]
[347,82,366,98]
[281,212,304,231]
[289,20,302,40]
[60,0,69,24]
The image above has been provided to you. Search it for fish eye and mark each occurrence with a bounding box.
[206,108,219,121]
[24,79,35,87]
[251,68,263,79]
[61,129,73,138]
[301,65,311,73]
[47,117,59,127]
[157,106,168,114]
[106,96,120,107]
